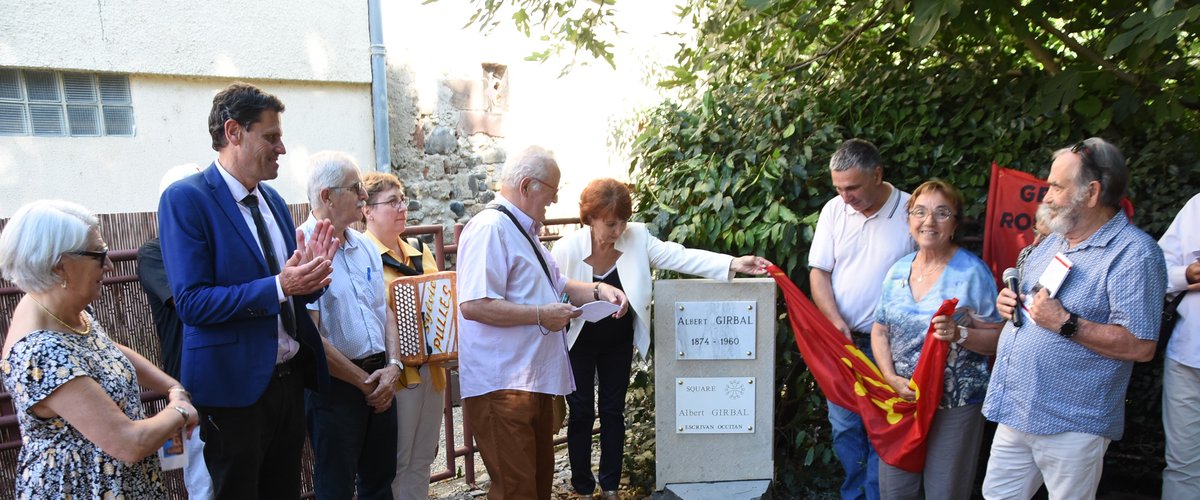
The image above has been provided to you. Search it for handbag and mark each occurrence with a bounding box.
[1161,290,1188,345]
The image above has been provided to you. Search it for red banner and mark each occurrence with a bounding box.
[982,163,1044,288]
[769,265,955,473]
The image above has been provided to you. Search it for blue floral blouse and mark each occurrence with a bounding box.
[874,248,1001,409]
[0,312,164,499]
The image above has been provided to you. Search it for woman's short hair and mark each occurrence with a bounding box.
[0,200,99,293]
[906,179,965,222]
[360,171,405,223]
[579,178,633,224]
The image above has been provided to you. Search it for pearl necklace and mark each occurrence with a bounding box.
[29,297,91,335]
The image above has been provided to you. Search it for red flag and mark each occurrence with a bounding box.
[769,265,955,472]
[982,163,1044,288]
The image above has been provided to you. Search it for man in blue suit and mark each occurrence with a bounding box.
[158,82,336,499]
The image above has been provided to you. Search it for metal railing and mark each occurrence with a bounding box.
[0,215,584,495]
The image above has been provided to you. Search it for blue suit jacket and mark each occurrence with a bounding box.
[158,163,329,407]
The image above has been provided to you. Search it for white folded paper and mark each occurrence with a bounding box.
[576,300,621,322]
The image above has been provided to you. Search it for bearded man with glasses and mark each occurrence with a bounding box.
[983,137,1167,499]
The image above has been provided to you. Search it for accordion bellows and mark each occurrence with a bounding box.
[390,271,459,367]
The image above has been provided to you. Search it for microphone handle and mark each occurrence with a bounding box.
[1006,277,1023,327]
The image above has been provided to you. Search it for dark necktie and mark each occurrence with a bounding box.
[240,194,297,338]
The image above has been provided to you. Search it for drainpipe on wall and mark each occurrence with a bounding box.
[368,0,391,172]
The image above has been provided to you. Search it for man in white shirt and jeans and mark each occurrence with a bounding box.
[809,139,915,500]
[456,146,628,499]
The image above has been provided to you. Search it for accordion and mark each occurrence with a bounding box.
[389,271,459,367]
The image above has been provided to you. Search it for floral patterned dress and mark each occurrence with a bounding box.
[0,313,165,499]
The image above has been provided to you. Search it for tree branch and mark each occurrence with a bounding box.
[784,3,889,73]
[1003,12,1061,75]
[1012,1,1139,85]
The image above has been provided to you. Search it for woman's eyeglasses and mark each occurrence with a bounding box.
[69,247,109,264]
[367,197,408,210]
[908,208,955,222]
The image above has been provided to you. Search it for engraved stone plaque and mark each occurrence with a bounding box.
[675,377,756,434]
[675,301,756,360]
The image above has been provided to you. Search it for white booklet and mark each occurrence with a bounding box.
[1021,252,1073,321]
[576,300,621,322]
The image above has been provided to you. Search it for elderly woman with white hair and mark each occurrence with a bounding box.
[0,200,199,499]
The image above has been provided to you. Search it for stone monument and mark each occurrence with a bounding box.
[654,278,776,498]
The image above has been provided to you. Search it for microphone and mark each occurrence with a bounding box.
[1002,267,1023,327]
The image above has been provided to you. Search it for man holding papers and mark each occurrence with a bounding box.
[456,147,628,500]
[983,137,1166,499]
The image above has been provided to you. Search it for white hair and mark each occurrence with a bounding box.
[158,163,203,196]
[500,146,558,190]
[0,200,98,293]
[307,151,360,206]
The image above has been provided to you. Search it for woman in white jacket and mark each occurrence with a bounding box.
[551,178,768,499]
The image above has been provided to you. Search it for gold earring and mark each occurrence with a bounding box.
[60,281,67,289]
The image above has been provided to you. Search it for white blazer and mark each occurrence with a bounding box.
[551,222,734,358]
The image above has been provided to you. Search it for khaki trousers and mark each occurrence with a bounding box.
[464,390,555,500]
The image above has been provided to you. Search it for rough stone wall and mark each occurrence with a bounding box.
[385,62,509,243]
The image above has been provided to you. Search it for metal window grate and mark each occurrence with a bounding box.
[24,71,60,102]
[0,69,20,101]
[0,103,26,134]
[98,75,131,104]
[67,105,101,136]
[29,104,65,135]
[62,73,98,103]
[0,68,135,137]
[102,106,135,136]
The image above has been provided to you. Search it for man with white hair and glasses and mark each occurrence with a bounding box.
[300,151,404,500]
[456,146,629,499]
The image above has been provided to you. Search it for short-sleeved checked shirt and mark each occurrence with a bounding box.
[982,213,1166,440]
[301,216,388,360]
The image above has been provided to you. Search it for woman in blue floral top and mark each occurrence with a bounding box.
[0,200,199,499]
[870,180,1003,500]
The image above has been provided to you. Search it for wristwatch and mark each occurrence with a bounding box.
[593,282,602,300]
[388,358,404,370]
[1058,312,1079,338]
[956,325,969,345]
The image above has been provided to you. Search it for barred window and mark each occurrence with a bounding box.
[0,68,135,137]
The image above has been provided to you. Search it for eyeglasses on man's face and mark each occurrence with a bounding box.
[529,177,559,196]
[331,181,365,194]
[908,207,955,222]
[367,197,408,211]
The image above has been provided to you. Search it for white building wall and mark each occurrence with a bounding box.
[0,0,370,83]
[0,0,376,217]
[0,76,374,216]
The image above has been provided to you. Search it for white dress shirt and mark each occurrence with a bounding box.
[1160,192,1200,368]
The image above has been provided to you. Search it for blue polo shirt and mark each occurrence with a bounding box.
[982,213,1166,440]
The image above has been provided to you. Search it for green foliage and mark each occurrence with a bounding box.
[454,0,1200,495]
[435,0,620,72]
[621,0,1200,495]
[622,360,657,495]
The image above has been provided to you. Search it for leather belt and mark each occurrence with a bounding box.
[352,352,386,373]
[274,358,295,379]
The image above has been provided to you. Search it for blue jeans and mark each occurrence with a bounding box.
[828,332,879,500]
[305,378,398,500]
